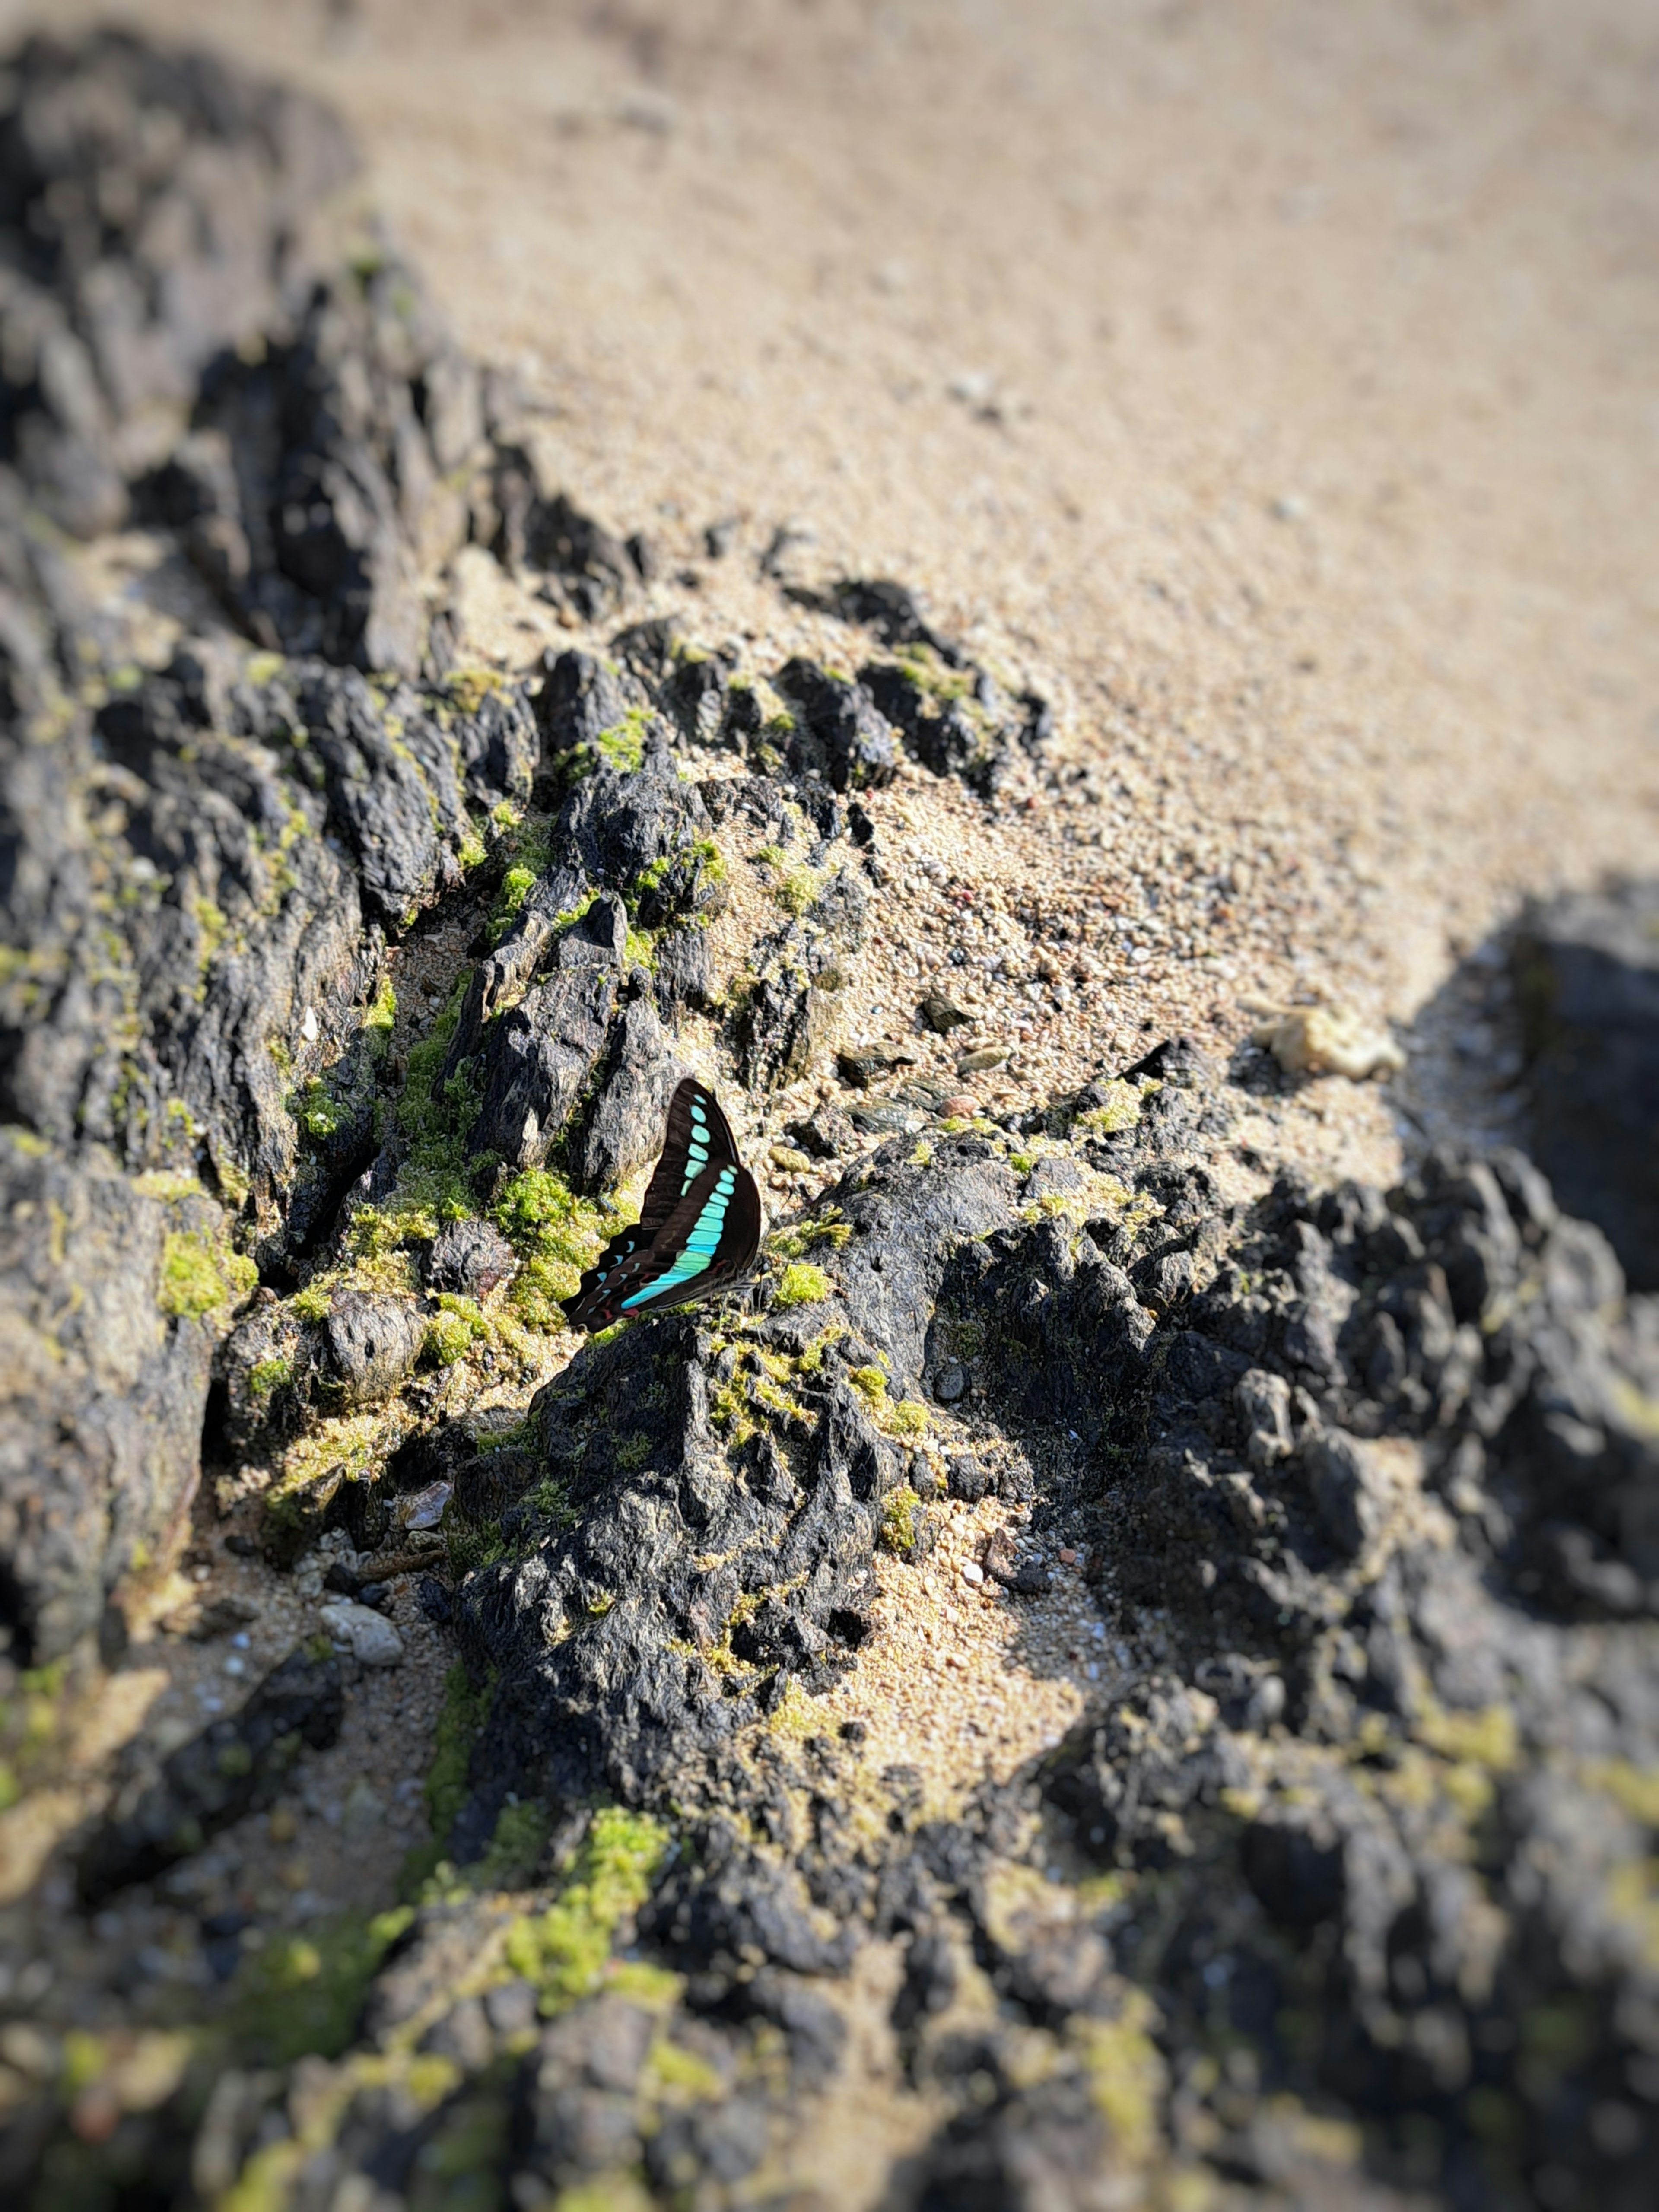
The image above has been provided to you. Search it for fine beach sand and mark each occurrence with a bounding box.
[25,0,1658,1060]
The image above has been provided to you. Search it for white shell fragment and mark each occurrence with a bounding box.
[1250,1004,1405,1081]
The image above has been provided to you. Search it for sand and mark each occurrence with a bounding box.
[23,0,1656,1045]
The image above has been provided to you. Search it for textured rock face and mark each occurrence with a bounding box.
[0,29,355,539]
[1516,878,1659,1292]
[0,1131,224,1661]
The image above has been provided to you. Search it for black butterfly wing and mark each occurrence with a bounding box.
[562,1157,762,1330]
[632,1078,741,1239]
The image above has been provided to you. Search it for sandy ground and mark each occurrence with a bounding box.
[25,0,1658,1008]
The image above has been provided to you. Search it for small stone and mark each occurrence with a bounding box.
[484,1978,539,2037]
[321,1292,426,1408]
[920,992,971,1035]
[318,1598,406,1668]
[187,1595,260,1642]
[425,1217,517,1299]
[1250,1004,1405,1081]
[785,1106,858,1159]
[932,1361,968,1405]
[956,1046,1009,1076]
[960,1560,985,1586]
[837,1042,917,1089]
[942,1094,979,1117]
[267,1805,298,1845]
[394,1479,452,1532]
[1058,1548,1077,1565]
[341,1777,385,1838]
[769,1144,813,1173]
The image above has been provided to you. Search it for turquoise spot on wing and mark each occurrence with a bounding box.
[621,1172,736,1309]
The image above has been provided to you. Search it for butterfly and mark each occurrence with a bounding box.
[561,1077,763,1331]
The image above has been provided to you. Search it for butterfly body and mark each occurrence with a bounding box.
[562,1079,762,1331]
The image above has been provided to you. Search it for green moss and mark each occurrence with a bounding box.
[364,976,397,1035]
[1074,1078,1145,1136]
[769,1208,854,1259]
[850,1364,889,1405]
[880,1486,922,1554]
[1584,1759,1659,1827]
[614,1431,653,1472]
[894,644,974,704]
[426,1293,489,1367]
[503,1808,672,2012]
[594,709,649,775]
[248,1356,292,1399]
[550,2180,654,2212]
[399,1664,492,1899]
[445,666,510,717]
[293,1074,350,1141]
[643,2036,723,2101]
[158,1230,251,1320]
[1073,1994,1165,2164]
[477,1798,550,1891]
[235,1906,414,2065]
[773,1261,831,1309]
[342,984,484,1268]
[192,895,228,971]
[290,1280,332,1323]
[493,1166,620,1325]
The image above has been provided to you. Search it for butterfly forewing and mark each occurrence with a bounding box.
[632,1078,740,1239]
[561,1082,761,1331]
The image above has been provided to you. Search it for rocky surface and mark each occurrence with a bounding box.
[1,31,1656,2212]
[1514,879,1659,1295]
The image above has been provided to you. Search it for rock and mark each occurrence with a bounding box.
[515,491,635,620]
[933,1363,969,1406]
[320,1290,425,1408]
[1304,1429,1398,1557]
[468,962,621,1173]
[836,1042,916,1089]
[945,1450,990,1499]
[955,1046,1008,1076]
[77,1645,343,1901]
[1515,879,1659,1290]
[572,995,683,1195]
[318,1597,406,1667]
[426,1217,517,1299]
[187,1596,261,1643]
[1250,1003,1405,1081]
[178,250,477,674]
[982,1529,1051,1595]
[920,992,971,1035]
[0,1132,224,1662]
[785,1107,858,1159]
[341,1775,387,1838]
[774,660,898,791]
[534,648,644,760]
[735,866,868,1091]
[0,28,354,541]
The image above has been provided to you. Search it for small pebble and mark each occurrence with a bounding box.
[1058,1548,1077,1565]
[960,1560,984,1586]
[318,1598,406,1668]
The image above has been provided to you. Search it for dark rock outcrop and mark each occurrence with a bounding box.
[1515,877,1659,1292]
[0,1131,226,1661]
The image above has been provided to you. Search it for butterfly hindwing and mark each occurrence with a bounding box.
[561,1082,761,1332]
